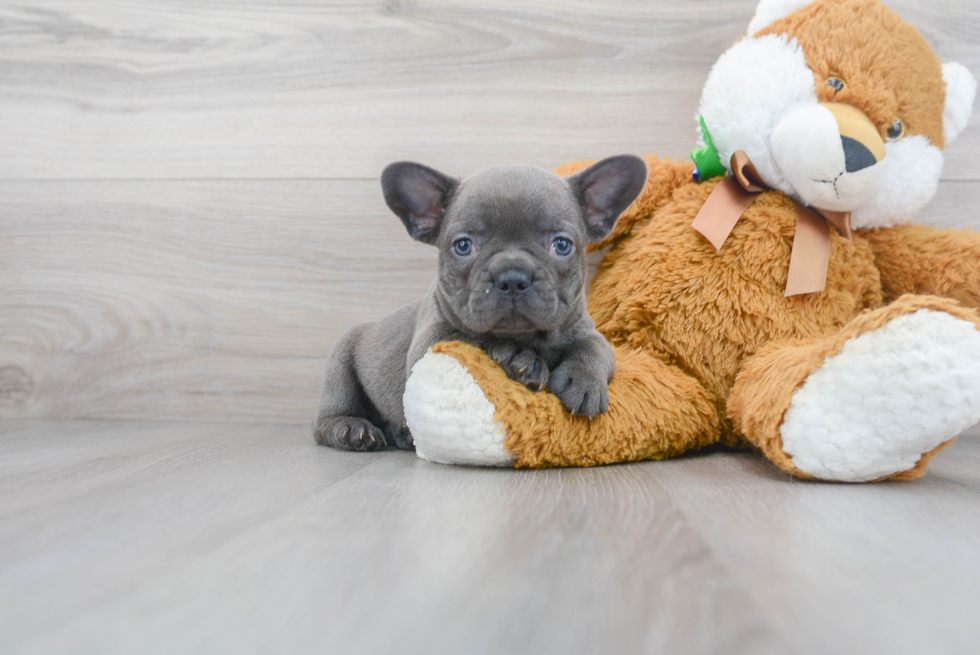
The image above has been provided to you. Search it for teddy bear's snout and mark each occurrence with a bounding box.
[823,101,886,171]
[841,136,878,172]
[770,102,885,212]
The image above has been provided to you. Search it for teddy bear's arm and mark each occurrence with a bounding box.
[863,224,980,310]
[406,341,721,467]
[555,155,695,252]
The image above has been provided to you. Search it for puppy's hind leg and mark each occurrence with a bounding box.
[313,326,386,452]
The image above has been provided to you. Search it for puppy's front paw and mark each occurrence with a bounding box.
[548,360,609,417]
[315,417,386,451]
[488,342,549,392]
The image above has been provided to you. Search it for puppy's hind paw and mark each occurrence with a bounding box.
[548,361,609,417]
[386,424,415,451]
[315,417,386,451]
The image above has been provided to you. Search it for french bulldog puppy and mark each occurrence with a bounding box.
[314,155,647,451]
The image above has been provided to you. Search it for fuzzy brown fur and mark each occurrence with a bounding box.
[423,0,980,480]
[588,160,885,448]
[432,155,980,476]
[432,341,720,468]
[864,224,980,307]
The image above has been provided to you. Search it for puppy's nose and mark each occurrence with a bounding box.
[493,270,532,297]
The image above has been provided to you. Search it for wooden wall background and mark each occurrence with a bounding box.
[1,0,978,423]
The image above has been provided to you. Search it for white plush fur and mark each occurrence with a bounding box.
[770,102,886,212]
[403,351,514,466]
[781,310,980,482]
[698,34,816,196]
[942,62,978,146]
[849,136,944,229]
[747,0,814,36]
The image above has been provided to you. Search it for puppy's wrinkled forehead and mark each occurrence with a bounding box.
[447,165,580,236]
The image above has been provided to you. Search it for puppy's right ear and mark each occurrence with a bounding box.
[381,162,458,244]
[567,155,648,243]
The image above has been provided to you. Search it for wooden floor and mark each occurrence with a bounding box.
[1,419,979,654]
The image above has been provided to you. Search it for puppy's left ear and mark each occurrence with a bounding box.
[567,155,648,242]
[382,162,459,244]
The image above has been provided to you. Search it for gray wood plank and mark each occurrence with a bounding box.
[919,179,980,231]
[1,419,978,654]
[2,179,980,423]
[655,446,980,655]
[0,420,783,655]
[1,0,977,181]
[0,179,433,422]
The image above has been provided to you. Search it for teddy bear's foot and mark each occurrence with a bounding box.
[405,341,720,468]
[731,296,980,482]
[781,308,980,481]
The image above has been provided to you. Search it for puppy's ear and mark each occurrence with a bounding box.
[567,155,647,242]
[381,162,458,244]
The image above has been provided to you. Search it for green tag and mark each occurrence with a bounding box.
[690,116,726,181]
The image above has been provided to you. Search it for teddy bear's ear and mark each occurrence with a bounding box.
[747,0,814,36]
[942,63,977,146]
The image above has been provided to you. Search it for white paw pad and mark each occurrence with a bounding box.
[781,310,980,481]
[403,351,514,466]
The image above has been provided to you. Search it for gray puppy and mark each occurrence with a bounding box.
[314,155,647,451]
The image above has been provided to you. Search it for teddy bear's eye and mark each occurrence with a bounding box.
[886,119,905,141]
[825,77,846,94]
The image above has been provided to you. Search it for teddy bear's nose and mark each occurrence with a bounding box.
[841,136,878,172]
[820,102,886,172]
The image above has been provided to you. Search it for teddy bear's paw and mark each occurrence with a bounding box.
[403,350,514,466]
[781,309,980,482]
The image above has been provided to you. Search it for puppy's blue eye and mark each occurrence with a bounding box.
[453,238,473,256]
[551,237,573,257]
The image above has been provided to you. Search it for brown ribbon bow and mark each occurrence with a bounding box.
[691,151,852,297]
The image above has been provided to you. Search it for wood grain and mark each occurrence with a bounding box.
[0,419,978,654]
[0,0,977,180]
[0,179,434,421]
[3,179,979,423]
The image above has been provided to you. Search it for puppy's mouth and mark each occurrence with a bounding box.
[489,308,540,334]
[461,288,565,335]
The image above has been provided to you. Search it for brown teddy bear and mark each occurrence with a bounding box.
[402,0,980,482]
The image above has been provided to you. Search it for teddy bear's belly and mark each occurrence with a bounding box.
[588,193,883,404]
